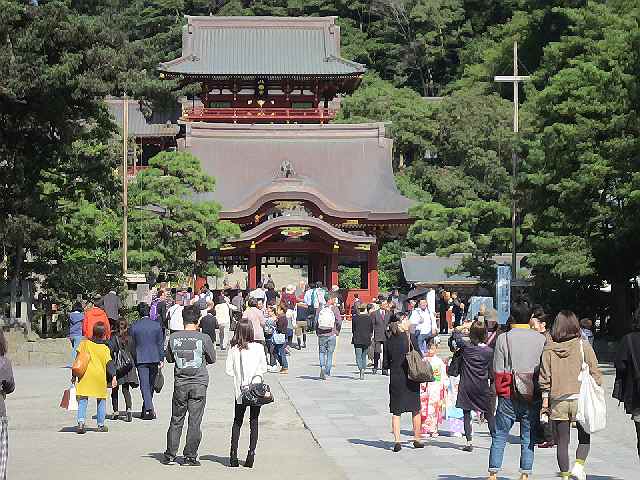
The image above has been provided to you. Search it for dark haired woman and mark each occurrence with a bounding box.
[108,318,139,422]
[74,322,117,434]
[351,303,373,380]
[383,314,424,452]
[0,330,15,480]
[540,311,603,480]
[451,319,494,452]
[68,302,84,365]
[614,309,640,459]
[226,320,267,468]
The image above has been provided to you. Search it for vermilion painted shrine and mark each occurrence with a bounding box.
[160,16,414,303]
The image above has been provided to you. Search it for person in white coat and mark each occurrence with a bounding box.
[215,294,237,350]
[225,320,267,469]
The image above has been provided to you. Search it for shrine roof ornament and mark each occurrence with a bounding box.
[158,16,365,78]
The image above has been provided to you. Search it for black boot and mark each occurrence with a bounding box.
[229,447,239,467]
[244,451,255,468]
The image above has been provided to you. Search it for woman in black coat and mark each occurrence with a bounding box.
[451,319,494,451]
[614,312,640,458]
[383,313,424,452]
[351,303,373,380]
[108,318,139,423]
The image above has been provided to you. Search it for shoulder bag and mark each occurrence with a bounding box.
[506,332,535,403]
[239,349,274,407]
[114,336,134,377]
[405,334,434,383]
[576,340,606,433]
[71,342,91,378]
[447,350,463,377]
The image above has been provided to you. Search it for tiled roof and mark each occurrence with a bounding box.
[106,98,180,138]
[159,16,365,77]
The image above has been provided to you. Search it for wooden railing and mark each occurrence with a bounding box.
[182,107,337,123]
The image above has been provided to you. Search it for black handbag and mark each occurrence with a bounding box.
[447,350,463,377]
[154,368,164,393]
[113,337,134,377]
[239,350,274,407]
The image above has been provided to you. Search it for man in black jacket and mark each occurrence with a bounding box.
[371,302,390,375]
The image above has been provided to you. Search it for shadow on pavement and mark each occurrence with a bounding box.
[347,438,395,450]
[297,375,324,381]
[58,426,101,433]
[200,454,230,466]
[143,452,166,464]
[437,476,509,480]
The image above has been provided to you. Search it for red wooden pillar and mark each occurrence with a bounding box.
[248,246,257,290]
[367,243,379,300]
[330,245,339,288]
[195,246,208,292]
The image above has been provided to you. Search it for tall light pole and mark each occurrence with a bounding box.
[122,94,129,275]
[495,41,530,280]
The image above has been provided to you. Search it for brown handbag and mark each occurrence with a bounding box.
[72,350,91,378]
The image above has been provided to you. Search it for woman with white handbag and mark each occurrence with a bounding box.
[540,311,604,480]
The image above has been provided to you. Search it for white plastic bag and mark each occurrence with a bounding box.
[576,341,606,434]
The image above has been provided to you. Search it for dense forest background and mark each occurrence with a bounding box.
[1,0,639,334]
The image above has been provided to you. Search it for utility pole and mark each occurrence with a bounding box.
[122,94,129,275]
[495,41,530,280]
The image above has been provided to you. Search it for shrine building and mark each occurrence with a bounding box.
[159,16,413,303]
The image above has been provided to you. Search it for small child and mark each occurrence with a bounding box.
[580,318,594,346]
[420,338,447,438]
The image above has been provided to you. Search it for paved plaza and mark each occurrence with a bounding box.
[9,329,639,479]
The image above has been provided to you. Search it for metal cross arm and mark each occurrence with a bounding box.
[494,75,530,82]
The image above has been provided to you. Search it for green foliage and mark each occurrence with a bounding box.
[127,151,241,277]
[338,266,362,289]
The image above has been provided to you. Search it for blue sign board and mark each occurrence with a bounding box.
[496,265,511,325]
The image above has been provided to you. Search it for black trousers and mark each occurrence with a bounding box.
[635,420,640,458]
[555,420,590,473]
[231,403,261,455]
[463,409,495,442]
[111,384,132,412]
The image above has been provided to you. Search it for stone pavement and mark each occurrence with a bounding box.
[279,329,639,480]
[8,329,639,480]
[8,354,346,480]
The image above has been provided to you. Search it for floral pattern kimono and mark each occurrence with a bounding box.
[420,354,448,436]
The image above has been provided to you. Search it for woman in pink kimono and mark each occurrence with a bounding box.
[420,339,448,437]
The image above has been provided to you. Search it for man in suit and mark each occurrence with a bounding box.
[371,301,390,375]
[130,302,165,420]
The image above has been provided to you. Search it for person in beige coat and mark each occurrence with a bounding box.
[539,311,603,480]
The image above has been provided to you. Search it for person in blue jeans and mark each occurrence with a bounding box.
[488,300,545,480]
[316,294,342,380]
[68,302,84,365]
[274,305,289,373]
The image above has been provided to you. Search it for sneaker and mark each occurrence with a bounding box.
[112,411,120,420]
[570,462,586,480]
[163,454,177,466]
[76,423,86,435]
[97,425,109,432]
[393,442,402,452]
[462,444,473,452]
[182,457,201,467]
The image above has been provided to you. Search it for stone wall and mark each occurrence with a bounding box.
[5,329,69,367]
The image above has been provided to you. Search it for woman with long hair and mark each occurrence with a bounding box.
[383,313,424,452]
[108,318,139,422]
[0,330,15,480]
[540,311,603,480]
[614,309,640,459]
[225,320,267,468]
[451,319,494,452]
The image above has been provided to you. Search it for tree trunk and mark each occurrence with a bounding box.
[611,279,631,337]
[9,239,24,323]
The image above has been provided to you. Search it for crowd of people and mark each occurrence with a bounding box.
[58,280,640,478]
